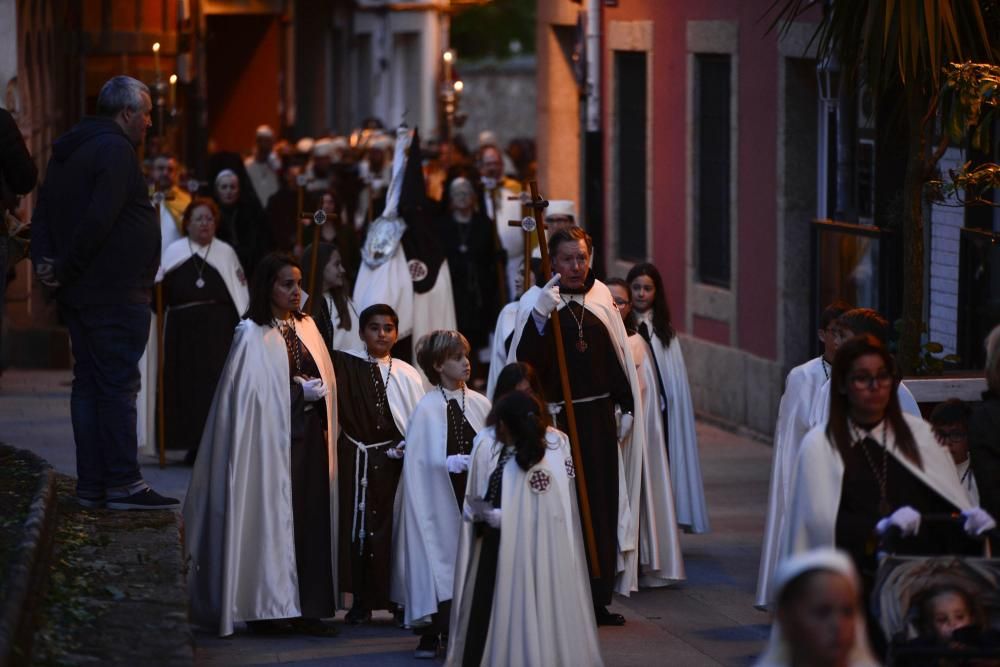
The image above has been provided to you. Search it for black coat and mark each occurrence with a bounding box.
[30,117,159,305]
[0,107,37,203]
[970,390,1000,524]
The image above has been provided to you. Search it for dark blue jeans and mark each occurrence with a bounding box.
[60,302,150,499]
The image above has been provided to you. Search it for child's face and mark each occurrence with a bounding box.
[933,422,970,465]
[779,572,858,667]
[630,275,655,314]
[929,592,972,640]
[436,352,471,386]
[361,315,398,358]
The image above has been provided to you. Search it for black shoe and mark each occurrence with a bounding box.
[414,633,440,659]
[595,606,626,626]
[393,605,406,628]
[106,488,181,511]
[289,617,338,637]
[247,619,293,635]
[75,495,105,509]
[345,605,372,625]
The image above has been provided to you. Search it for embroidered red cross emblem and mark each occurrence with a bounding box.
[564,458,575,479]
[528,469,551,494]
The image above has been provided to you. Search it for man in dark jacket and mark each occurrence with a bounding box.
[1,105,38,374]
[31,75,179,510]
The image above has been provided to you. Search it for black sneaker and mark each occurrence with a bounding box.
[106,488,181,511]
[414,633,439,659]
[75,495,106,509]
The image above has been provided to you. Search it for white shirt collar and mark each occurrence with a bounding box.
[848,419,890,448]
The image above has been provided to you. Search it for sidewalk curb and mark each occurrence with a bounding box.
[0,461,57,667]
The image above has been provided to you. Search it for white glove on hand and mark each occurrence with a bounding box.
[875,506,921,537]
[35,257,60,288]
[446,454,470,474]
[962,507,997,536]
[294,376,328,402]
[617,413,634,443]
[533,274,562,318]
[484,508,502,529]
[385,441,405,460]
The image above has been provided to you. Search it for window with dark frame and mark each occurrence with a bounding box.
[615,50,648,262]
[694,54,731,288]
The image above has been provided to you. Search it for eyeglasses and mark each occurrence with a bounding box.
[612,297,630,307]
[934,428,968,444]
[848,370,893,390]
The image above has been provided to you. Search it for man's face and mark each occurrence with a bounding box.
[551,239,590,290]
[151,157,177,190]
[122,91,153,146]
[479,147,503,180]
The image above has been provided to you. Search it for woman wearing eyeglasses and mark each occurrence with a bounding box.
[779,334,994,652]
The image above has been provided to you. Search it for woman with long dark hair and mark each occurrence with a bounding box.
[302,242,363,354]
[446,388,603,667]
[780,335,993,650]
[626,262,709,534]
[184,252,339,637]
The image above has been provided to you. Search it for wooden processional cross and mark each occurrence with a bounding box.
[507,181,600,575]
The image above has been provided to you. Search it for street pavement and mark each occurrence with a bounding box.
[0,368,775,666]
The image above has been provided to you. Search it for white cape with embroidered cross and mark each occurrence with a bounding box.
[505,278,644,595]
[445,426,603,667]
[183,317,338,637]
[391,387,492,626]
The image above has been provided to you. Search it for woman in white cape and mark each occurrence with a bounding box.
[446,389,603,667]
[628,263,710,534]
[184,253,338,637]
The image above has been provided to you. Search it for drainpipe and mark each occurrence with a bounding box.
[583,0,604,275]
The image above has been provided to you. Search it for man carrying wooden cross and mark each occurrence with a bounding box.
[507,223,645,626]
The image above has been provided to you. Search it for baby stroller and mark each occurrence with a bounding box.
[872,514,1000,666]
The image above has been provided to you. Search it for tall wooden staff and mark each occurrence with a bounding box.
[151,190,170,468]
[301,209,328,314]
[517,180,600,575]
[508,186,535,296]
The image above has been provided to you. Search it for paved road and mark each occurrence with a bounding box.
[0,369,774,666]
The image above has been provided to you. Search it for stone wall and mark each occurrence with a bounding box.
[455,55,537,148]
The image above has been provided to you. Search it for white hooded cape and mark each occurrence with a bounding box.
[326,296,364,354]
[635,312,710,534]
[341,348,425,433]
[484,287,538,400]
[445,427,604,667]
[183,317,338,637]
[391,387,492,626]
[626,334,685,587]
[755,356,829,608]
[506,278,642,595]
[780,413,972,563]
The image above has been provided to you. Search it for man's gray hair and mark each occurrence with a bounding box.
[96,76,150,117]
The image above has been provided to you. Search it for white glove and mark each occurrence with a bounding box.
[875,506,921,537]
[962,508,997,536]
[294,376,328,402]
[484,508,502,529]
[533,274,562,318]
[617,413,634,442]
[35,257,60,288]
[446,454,470,474]
[385,441,405,460]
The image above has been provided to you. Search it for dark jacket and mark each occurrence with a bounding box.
[30,117,159,305]
[0,107,37,207]
[970,390,1000,524]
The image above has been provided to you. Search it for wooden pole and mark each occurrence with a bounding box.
[525,180,600,576]
[520,184,532,292]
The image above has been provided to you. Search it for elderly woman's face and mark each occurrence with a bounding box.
[779,571,858,667]
[187,205,217,246]
[450,183,474,212]
[216,174,239,206]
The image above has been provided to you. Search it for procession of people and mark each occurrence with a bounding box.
[21,73,1000,667]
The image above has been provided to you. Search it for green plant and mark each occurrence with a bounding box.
[892,319,961,376]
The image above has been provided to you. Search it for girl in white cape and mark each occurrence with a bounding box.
[627,262,709,534]
[184,253,339,637]
[447,388,603,667]
[392,330,491,658]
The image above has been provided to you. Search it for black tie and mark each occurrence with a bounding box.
[638,321,651,342]
[486,447,515,508]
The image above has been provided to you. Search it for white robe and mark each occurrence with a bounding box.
[484,285,539,400]
[483,182,523,300]
[391,386,492,626]
[325,295,364,354]
[446,427,604,667]
[137,236,248,455]
[755,356,830,608]
[183,317,338,637]
[779,413,972,567]
[506,279,642,594]
[626,334,685,588]
[635,311,710,534]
